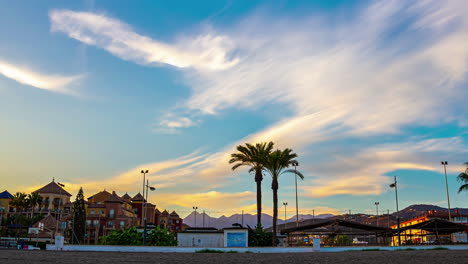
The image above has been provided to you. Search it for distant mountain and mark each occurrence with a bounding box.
[182,204,467,230]
[183,212,334,229]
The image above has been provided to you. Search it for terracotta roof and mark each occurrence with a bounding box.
[162,210,169,215]
[0,190,13,199]
[155,209,161,214]
[32,215,57,230]
[132,192,145,202]
[105,191,124,203]
[88,190,111,202]
[34,181,72,196]
[170,211,179,217]
[122,193,131,200]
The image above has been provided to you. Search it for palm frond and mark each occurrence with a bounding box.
[282,169,305,179]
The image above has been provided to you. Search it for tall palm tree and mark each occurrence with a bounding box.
[457,162,468,193]
[262,148,304,246]
[229,142,274,227]
[11,192,28,214]
[27,192,43,218]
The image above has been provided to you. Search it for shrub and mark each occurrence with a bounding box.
[248,225,273,247]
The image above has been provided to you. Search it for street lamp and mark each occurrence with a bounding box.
[141,170,148,226]
[55,182,65,236]
[292,161,299,227]
[283,202,288,228]
[193,206,198,227]
[389,176,400,246]
[143,180,155,246]
[374,202,380,226]
[440,161,452,221]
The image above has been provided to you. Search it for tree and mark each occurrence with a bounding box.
[146,226,177,246]
[262,148,304,246]
[457,162,468,193]
[72,187,86,244]
[229,142,274,227]
[100,227,142,246]
[10,192,28,213]
[27,192,43,218]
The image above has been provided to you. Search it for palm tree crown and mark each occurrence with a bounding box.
[457,162,468,193]
[229,142,274,227]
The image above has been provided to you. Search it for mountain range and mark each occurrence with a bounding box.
[183,212,334,229]
[182,204,467,229]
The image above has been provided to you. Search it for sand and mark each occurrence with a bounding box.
[1,249,467,264]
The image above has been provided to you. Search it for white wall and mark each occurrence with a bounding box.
[177,233,224,247]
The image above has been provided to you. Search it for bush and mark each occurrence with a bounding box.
[99,227,142,246]
[146,226,177,246]
[99,226,177,246]
[248,225,273,247]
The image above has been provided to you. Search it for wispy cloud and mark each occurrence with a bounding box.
[49,9,239,71]
[0,60,83,93]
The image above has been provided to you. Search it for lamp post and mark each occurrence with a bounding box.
[143,180,155,246]
[440,161,452,221]
[193,206,198,227]
[374,202,380,226]
[389,176,400,246]
[283,202,288,228]
[292,161,299,227]
[55,182,65,237]
[141,170,148,226]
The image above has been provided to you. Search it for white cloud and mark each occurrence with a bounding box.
[0,60,82,93]
[32,1,468,208]
[49,9,239,71]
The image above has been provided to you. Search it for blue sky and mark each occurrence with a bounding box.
[1,0,467,218]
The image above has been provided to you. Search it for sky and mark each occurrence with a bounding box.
[1,0,467,218]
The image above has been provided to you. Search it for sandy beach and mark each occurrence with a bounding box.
[1,249,467,264]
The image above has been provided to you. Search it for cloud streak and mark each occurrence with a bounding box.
[49,9,239,71]
[0,60,82,93]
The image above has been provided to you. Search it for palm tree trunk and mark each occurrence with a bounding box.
[272,178,279,246]
[255,168,263,227]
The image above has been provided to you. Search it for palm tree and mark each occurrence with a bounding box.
[229,142,274,227]
[27,192,43,218]
[457,162,468,193]
[262,148,304,246]
[10,192,28,214]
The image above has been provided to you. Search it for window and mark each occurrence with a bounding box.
[120,221,125,228]
[86,220,91,226]
[109,209,115,218]
[108,221,114,228]
[61,222,67,229]
[91,210,95,214]
[93,220,99,226]
[97,202,101,204]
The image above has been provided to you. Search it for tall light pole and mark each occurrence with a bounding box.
[143,180,155,245]
[283,202,288,228]
[55,182,65,236]
[441,161,452,221]
[141,170,149,226]
[389,176,400,246]
[193,206,198,227]
[374,202,380,226]
[292,161,299,227]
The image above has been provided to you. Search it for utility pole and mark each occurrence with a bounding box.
[375,202,380,226]
[292,161,299,227]
[441,161,452,221]
[390,176,401,246]
[241,210,244,226]
[203,210,205,228]
[193,207,198,227]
